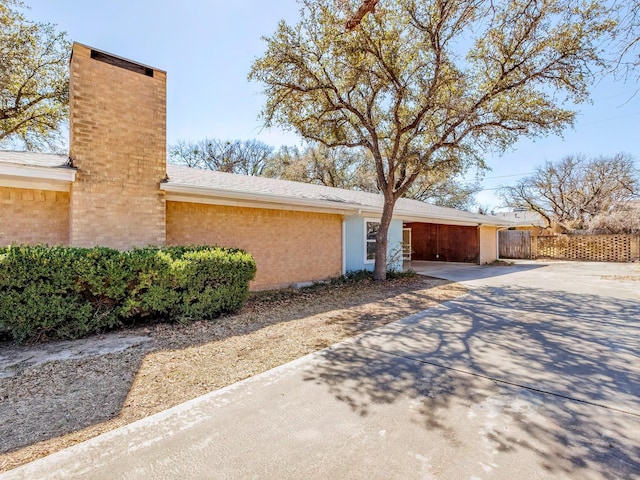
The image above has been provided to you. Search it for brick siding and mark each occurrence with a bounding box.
[68,44,166,250]
[532,234,640,262]
[0,187,69,245]
[166,201,343,289]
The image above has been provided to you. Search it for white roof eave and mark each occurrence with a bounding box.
[161,182,513,227]
[161,183,371,215]
[0,163,76,192]
[0,163,76,182]
[395,209,512,227]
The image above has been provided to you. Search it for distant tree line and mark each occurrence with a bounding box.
[170,140,640,233]
[168,138,483,211]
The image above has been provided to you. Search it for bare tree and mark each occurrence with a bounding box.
[611,0,640,78]
[250,0,614,280]
[589,201,640,234]
[169,139,273,176]
[501,153,639,231]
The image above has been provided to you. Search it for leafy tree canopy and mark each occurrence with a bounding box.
[265,143,377,190]
[407,173,482,211]
[0,0,70,151]
[250,0,615,279]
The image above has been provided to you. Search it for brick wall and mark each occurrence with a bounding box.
[532,234,640,262]
[166,202,343,289]
[0,186,69,245]
[68,44,166,250]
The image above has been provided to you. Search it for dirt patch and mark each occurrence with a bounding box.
[0,275,464,473]
[0,335,152,378]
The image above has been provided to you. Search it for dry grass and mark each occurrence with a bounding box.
[0,275,464,473]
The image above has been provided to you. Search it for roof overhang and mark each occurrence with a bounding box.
[162,183,371,215]
[398,213,509,227]
[0,164,76,192]
[162,183,512,227]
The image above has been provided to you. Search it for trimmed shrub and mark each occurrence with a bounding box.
[118,246,256,321]
[0,245,256,343]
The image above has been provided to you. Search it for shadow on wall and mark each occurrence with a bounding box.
[303,285,640,478]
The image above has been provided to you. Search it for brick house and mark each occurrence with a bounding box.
[0,43,510,290]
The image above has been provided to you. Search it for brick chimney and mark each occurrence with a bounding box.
[68,43,166,249]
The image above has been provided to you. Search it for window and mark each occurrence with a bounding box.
[365,220,379,263]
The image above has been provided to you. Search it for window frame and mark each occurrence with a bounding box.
[364,218,380,264]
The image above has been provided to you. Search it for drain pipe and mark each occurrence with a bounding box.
[342,209,362,275]
[342,218,347,275]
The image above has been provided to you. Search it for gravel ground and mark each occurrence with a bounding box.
[0,275,464,473]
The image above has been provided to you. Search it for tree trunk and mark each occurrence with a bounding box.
[372,195,397,281]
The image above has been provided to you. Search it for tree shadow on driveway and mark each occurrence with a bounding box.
[303,285,640,478]
[0,276,458,459]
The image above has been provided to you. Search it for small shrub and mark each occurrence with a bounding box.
[329,268,416,285]
[386,269,417,280]
[330,269,374,285]
[0,245,256,343]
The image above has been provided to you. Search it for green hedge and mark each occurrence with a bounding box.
[0,245,256,343]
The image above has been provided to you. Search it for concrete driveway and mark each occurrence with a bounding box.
[3,261,640,479]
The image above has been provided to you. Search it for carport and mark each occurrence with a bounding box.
[404,222,480,263]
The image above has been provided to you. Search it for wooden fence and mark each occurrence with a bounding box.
[499,230,531,259]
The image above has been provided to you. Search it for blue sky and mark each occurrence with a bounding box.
[25,0,640,209]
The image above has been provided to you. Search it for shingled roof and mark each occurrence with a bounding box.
[0,151,70,168]
[0,150,76,188]
[0,151,510,226]
[163,164,510,226]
